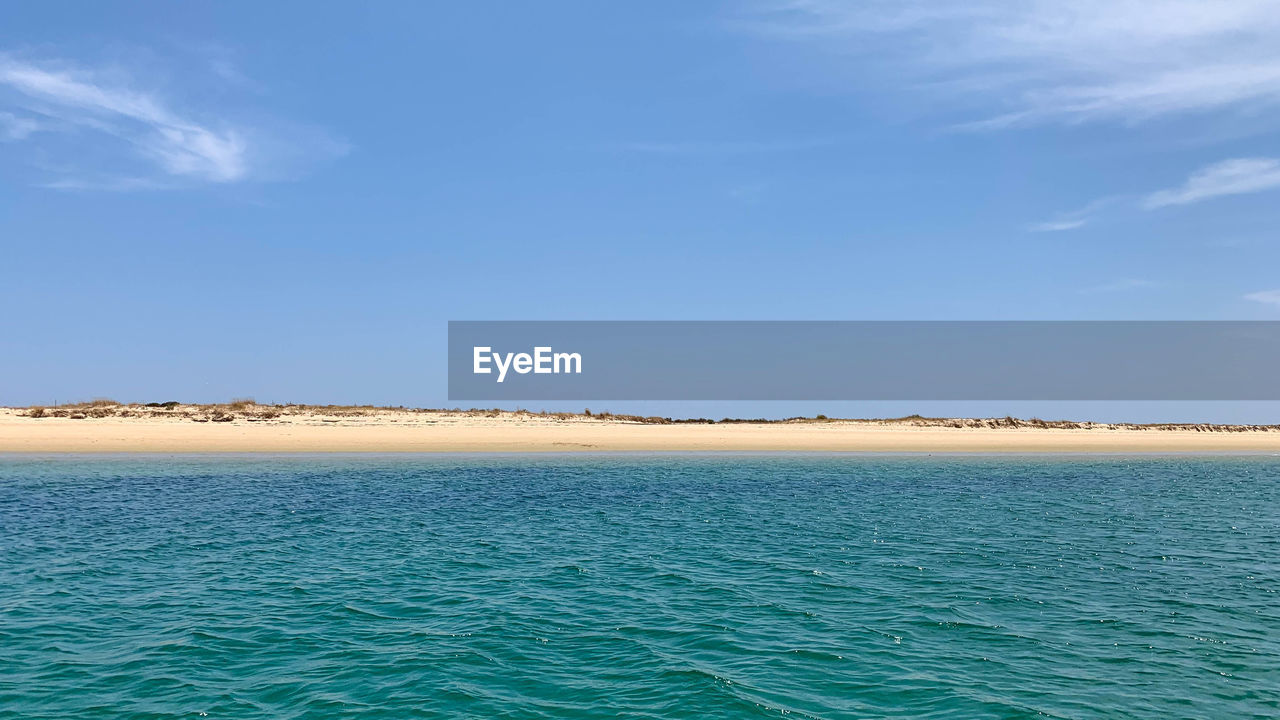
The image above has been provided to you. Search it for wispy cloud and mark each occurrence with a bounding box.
[1142,157,1280,208]
[0,56,246,182]
[1244,288,1280,307]
[0,52,345,188]
[742,1,1280,128]
[0,110,42,140]
[37,175,168,192]
[1029,218,1087,232]
[1028,197,1114,232]
[1034,156,1280,229]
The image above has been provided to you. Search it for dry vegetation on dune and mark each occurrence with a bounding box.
[21,399,374,423]
[9,401,1280,432]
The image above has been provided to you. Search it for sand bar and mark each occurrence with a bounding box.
[3,406,1280,453]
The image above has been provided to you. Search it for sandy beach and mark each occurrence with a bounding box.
[3,405,1280,453]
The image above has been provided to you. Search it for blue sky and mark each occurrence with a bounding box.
[3,1,1280,419]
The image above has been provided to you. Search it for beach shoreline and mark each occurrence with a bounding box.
[3,405,1280,454]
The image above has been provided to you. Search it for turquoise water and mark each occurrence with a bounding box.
[2,455,1278,719]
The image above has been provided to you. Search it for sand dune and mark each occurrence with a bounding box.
[3,405,1280,453]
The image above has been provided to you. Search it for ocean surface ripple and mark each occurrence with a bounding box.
[1,455,1278,719]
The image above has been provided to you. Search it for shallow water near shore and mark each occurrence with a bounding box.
[2,455,1278,719]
